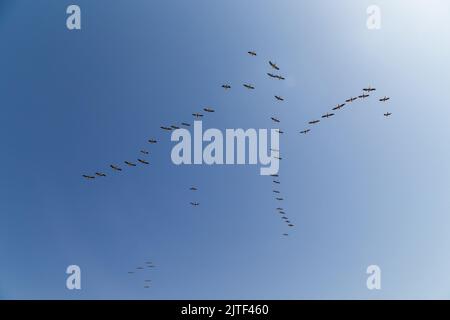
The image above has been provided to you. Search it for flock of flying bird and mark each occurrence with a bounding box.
[82,50,392,242]
[127,260,156,289]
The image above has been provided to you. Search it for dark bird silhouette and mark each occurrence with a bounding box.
[203,108,215,113]
[271,117,280,123]
[363,86,376,92]
[321,113,335,118]
[332,103,345,110]
[124,161,137,167]
[181,122,191,127]
[161,126,172,131]
[346,97,358,103]
[148,139,157,144]
[140,150,149,155]
[384,112,392,117]
[192,113,204,118]
[190,202,200,206]
[243,84,255,90]
[309,120,320,124]
[222,84,231,90]
[300,129,310,134]
[248,51,257,56]
[275,95,284,101]
[269,61,280,70]
[379,96,390,102]
[82,175,95,179]
[138,159,149,165]
[95,172,106,177]
[110,165,122,171]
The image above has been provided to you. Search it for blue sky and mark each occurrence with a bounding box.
[1,0,450,299]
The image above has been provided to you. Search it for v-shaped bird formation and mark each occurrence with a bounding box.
[82,50,392,241]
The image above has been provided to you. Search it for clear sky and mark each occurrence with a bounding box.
[1,0,450,299]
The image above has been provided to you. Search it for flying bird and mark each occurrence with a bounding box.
[271,117,280,123]
[138,159,149,165]
[300,129,310,134]
[190,202,200,206]
[384,112,392,117]
[379,96,390,102]
[171,125,180,130]
[110,165,122,171]
[358,93,369,99]
[192,113,204,118]
[222,84,231,90]
[125,161,137,167]
[269,61,280,70]
[267,73,285,80]
[161,126,172,131]
[273,180,281,184]
[321,113,335,118]
[332,103,345,110]
[95,172,106,177]
[309,120,320,124]
[82,175,95,179]
[276,197,284,201]
[203,108,215,113]
[275,95,284,101]
[190,187,198,191]
[346,97,358,103]
[148,139,157,144]
[248,51,257,56]
[273,190,281,194]
[140,150,149,155]
[363,86,376,92]
[181,122,191,127]
[243,84,255,90]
